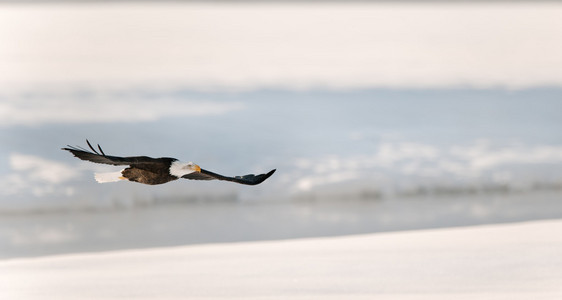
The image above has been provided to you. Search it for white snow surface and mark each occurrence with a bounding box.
[2,220,561,300]
[1,3,562,90]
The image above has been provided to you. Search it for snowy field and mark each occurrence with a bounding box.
[2,219,562,300]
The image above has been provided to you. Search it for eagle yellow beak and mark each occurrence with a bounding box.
[194,164,201,172]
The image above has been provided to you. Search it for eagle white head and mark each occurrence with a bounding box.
[169,161,201,177]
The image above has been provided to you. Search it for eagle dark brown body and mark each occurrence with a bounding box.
[122,164,177,185]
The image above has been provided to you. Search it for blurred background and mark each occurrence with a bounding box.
[1,1,562,258]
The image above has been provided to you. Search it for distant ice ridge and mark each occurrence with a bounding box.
[281,141,562,200]
[4,141,562,214]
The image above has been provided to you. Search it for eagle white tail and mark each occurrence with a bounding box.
[95,170,125,183]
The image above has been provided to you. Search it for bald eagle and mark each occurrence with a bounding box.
[62,140,275,186]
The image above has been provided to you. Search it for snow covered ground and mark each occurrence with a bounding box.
[2,219,561,300]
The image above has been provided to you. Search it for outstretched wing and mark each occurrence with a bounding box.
[62,140,164,166]
[182,168,276,185]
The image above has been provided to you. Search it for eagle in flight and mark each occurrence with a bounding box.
[62,140,275,186]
